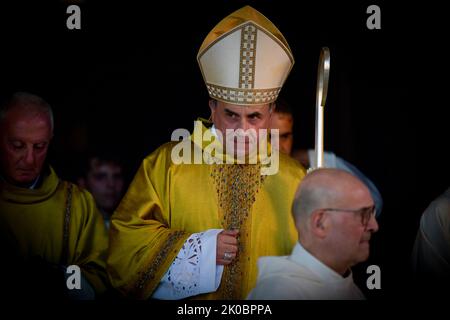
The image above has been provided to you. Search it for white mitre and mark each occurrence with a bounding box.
[197,6,294,106]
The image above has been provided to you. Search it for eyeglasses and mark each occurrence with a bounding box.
[322,205,376,229]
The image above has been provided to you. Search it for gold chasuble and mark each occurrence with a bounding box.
[0,166,109,294]
[108,121,306,299]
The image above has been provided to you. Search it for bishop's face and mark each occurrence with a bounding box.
[209,100,273,157]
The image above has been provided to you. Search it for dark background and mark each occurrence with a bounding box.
[1,0,448,299]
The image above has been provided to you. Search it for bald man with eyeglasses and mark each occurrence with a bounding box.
[248,168,379,300]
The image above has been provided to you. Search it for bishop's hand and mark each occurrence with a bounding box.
[216,229,239,265]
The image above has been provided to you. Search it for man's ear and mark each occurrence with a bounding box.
[310,209,328,239]
[208,99,217,121]
[209,99,218,110]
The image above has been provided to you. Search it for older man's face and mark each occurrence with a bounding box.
[326,185,379,268]
[209,100,272,156]
[0,109,52,186]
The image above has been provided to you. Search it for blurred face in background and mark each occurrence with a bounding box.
[270,111,293,155]
[83,159,124,215]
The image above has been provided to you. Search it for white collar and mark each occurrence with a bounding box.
[0,174,40,189]
[29,175,40,189]
[289,242,354,284]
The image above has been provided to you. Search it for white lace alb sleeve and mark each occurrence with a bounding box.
[152,228,224,299]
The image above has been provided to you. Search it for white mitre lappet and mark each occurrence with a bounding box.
[197,5,294,106]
